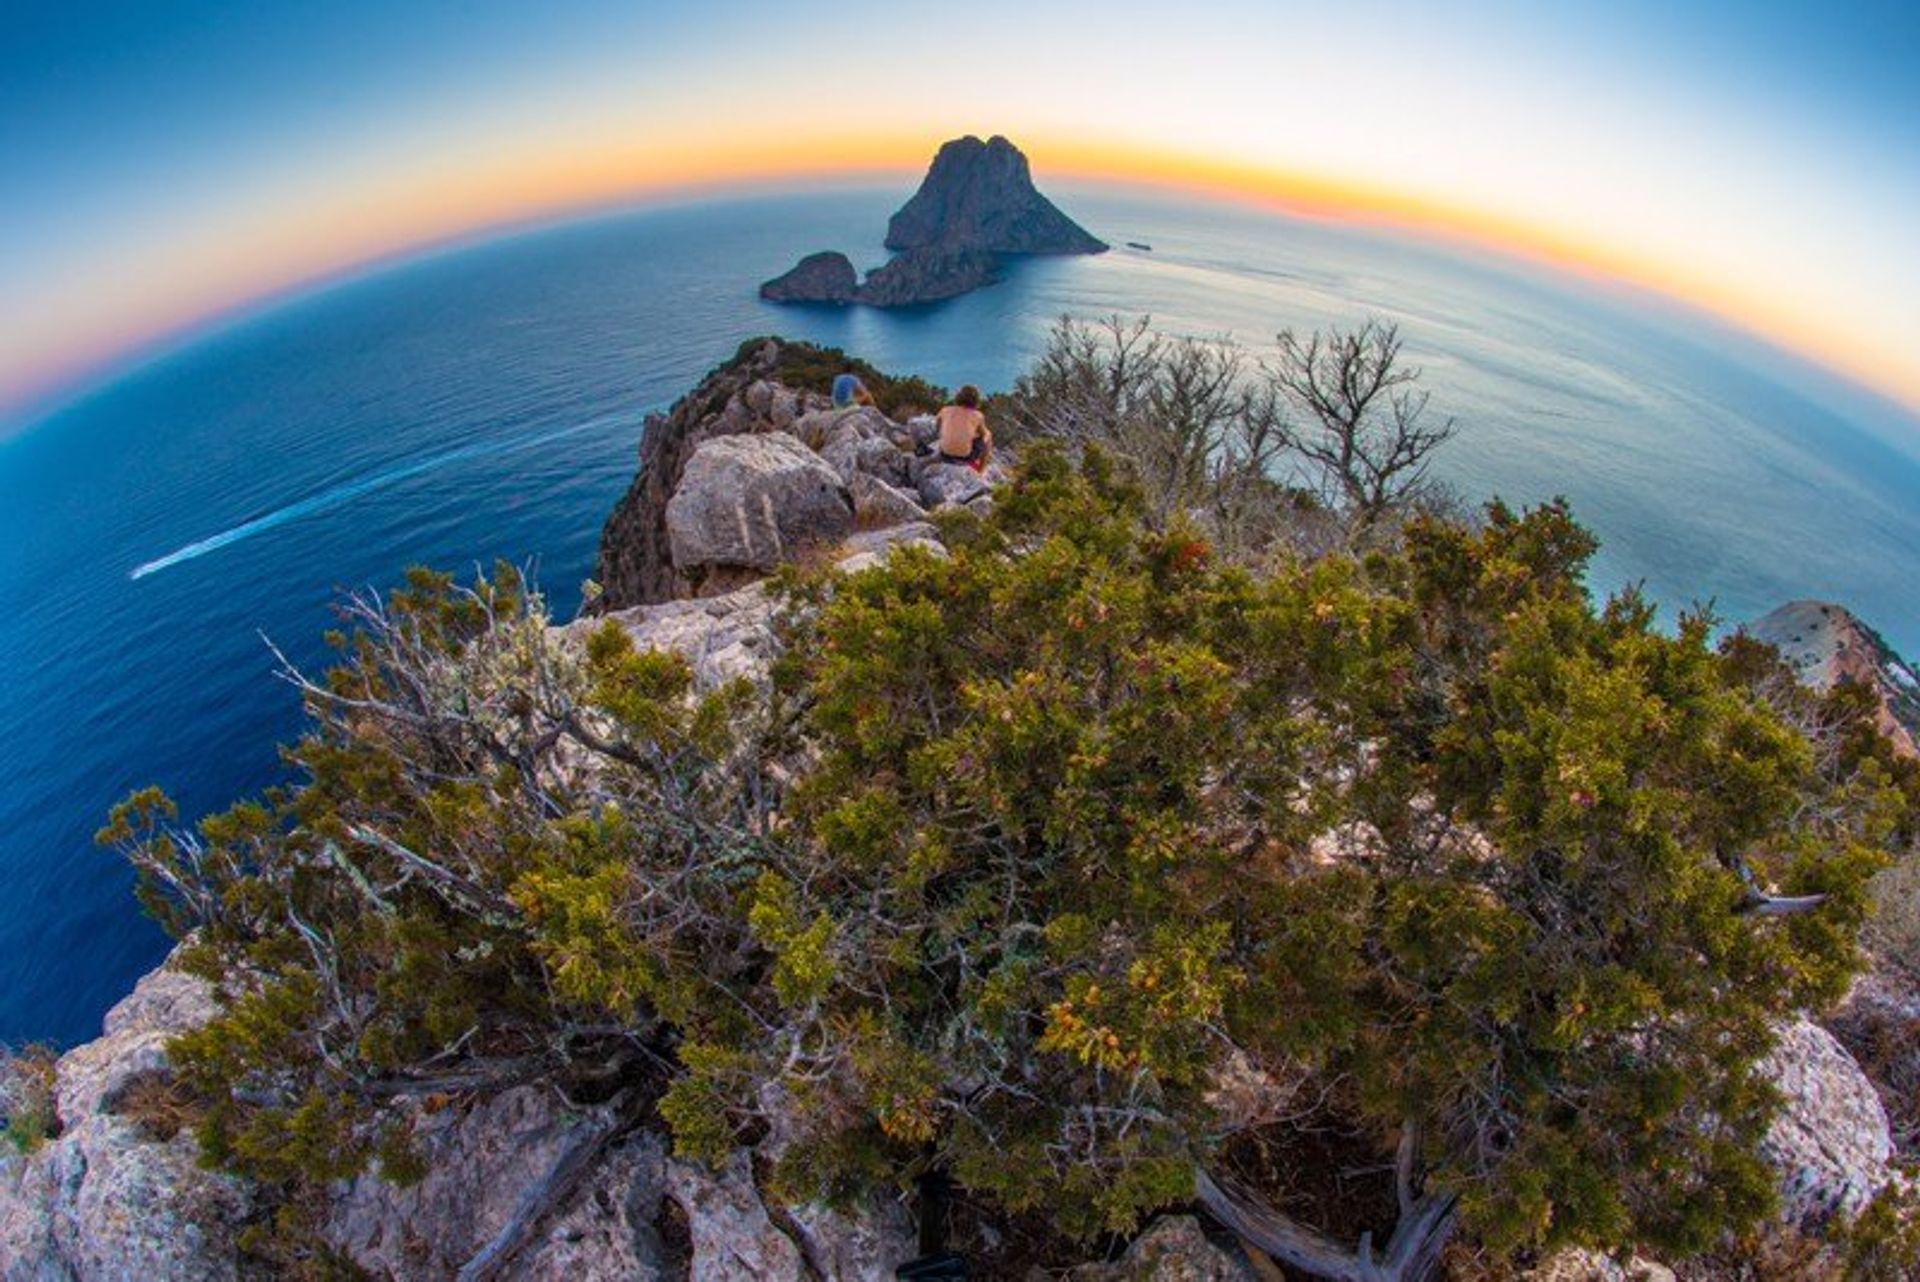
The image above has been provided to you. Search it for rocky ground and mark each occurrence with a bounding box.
[5,343,1917,1280]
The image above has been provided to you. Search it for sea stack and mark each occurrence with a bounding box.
[760,134,1104,308]
[758,250,858,303]
[883,134,1108,255]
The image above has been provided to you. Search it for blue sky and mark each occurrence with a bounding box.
[3,0,1916,423]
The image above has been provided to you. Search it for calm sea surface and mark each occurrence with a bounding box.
[5,184,1918,1045]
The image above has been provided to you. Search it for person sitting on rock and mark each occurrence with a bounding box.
[832,372,875,410]
[936,385,992,472]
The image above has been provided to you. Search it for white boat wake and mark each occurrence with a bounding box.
[129,417,613,580]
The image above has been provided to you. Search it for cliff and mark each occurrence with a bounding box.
[9,344,1920,1279]
[760,134,1103,308]
[1747,599,1920,756]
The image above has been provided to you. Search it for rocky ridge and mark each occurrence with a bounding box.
[760,134,1105,308]
[1747,599,1920,756]
[6,344,1919,1279]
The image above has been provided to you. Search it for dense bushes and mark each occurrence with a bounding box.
[98,335,1918,1273]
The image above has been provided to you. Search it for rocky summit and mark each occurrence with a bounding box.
[760,133,1104,308]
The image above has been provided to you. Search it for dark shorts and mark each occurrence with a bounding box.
[940,437,986,466]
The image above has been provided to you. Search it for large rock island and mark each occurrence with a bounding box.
[760,134,1105,308]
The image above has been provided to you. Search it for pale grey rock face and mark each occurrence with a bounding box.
[664,1151,914,1282]
[1527,1249,1675,1281]
[665,1152,804,1281]
[903,414,940,449]
[594,341,834,610]
[1828,965,1920,1157]
[1067,1215,1257,1280]
[785,1194,917,1280]
[850,472,928,527]
[515,1135,670,1281]
[583,582,781,690]
[917,460,991,509]
[55,967,215,1123]
[818,409,915,487]
[1758,1016,1902,1231]
[0,956,251,1282]
[324,1088,666,1282]
[832,522,945,576]
[665,434,854,575]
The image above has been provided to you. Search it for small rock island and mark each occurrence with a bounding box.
[760,134,1106,308]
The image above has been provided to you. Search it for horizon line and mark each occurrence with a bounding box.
[8,139,1918,434]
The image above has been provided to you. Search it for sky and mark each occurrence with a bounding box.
[3,0,1916,428]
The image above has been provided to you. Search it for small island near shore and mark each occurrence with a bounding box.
[759,134,1107,307]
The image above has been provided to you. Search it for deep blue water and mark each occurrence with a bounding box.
[5,184,1919,1046]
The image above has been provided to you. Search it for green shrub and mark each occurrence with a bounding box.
[99,441,1910,1265]
[1,1044,59,1154]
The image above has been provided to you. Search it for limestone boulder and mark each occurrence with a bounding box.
[916,460,991,509]
[1758,1015,1902,1231]
[665,1153,804,1281]
[580,582,781,690]
[665,434,853,576]
[850,472,927,528]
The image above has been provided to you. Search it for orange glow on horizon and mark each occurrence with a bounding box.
[16,129,1919,424]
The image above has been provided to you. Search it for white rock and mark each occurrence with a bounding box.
[665,1152,804,1281]
[916,460,991,509]
[849,472,928,528]
[580,583,781,690]
[0,954,251,1282]
[325,1088,667,1281]
[1758,1016,1901,1231]
[665,435,853,574]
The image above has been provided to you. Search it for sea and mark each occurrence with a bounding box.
[5,183,1920,1047]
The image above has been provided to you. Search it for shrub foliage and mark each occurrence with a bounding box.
[99,354,1915,1269]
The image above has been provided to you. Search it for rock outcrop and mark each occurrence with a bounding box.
[593,339,986,611]
[1757,1016,1906,1232]
[322,1088,665,1280]
[852,244,999,307]
[664,433,854,581]
[885,133,1107,255]
[592,340,821,609]
[1747,599,1920,756]
[0,958,252,1282]
[761,133,1103,308]
[757,251,858,304]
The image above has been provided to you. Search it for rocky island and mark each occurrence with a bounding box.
[759,134,1106,307]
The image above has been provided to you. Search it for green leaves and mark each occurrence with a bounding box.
[94,448,1912,1266]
